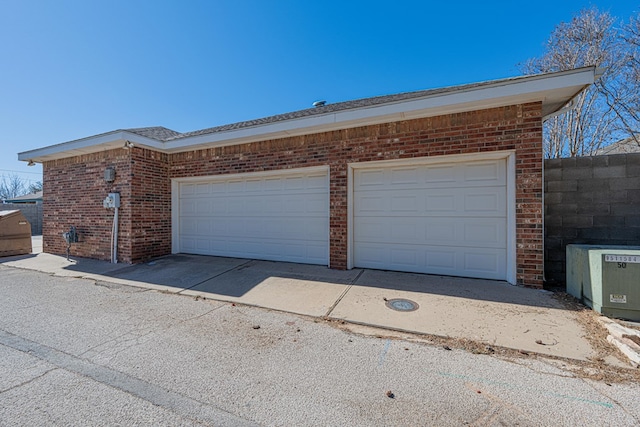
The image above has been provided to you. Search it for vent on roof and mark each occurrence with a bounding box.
[312,100,326,107]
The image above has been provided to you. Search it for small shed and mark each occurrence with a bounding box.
[0,210,32,256]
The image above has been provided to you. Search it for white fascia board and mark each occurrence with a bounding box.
[18,131,165,163]
[165,67,595,152]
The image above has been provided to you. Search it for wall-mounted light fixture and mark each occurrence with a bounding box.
[27,160,35,166]
[123,140,134,149]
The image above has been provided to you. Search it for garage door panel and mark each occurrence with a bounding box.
[424,165,457,184]
[355,162,505,191]
[181,200,196,215]
[391,168,420,185]
[425,194,456,212]
[464,251,502,274]
[182,235,328,264]
[305,173,329,189]
[464,161,504,183]
[355,187,504,217]
[425,249,456,269]
[305,244,330,263]
[262,177,282,191]
[355,220,391,242]
[306,197,328,213]
[354,243,506,279]
[353,158,508,280]
[464,189,505,214]
[245,179,262,192]
[391,248,418,266]
[464,221,505,245]
[358,195,386,212]
[210,182,226,193]
[356,245,386,265]
[178,169,329,265]
[390,195,419,212]
[356,169,386,187]
[284,198,306,213]
[425,222,456,241]
[211,219,227,234]
[391,222,418,240]
[181,184,196,196]
[195,219,210,234]
[355,217,505,248]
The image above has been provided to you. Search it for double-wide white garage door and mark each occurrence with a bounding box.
[353,158,508,280]
[175,158,509,280]
[176,168,329,265]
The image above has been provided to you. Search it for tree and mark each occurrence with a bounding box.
[28,181,43,194]
[617,15,640,136]
[521,8,640,158]
[0,174,27,201]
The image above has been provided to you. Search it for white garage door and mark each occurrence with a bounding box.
[353,159,508,280]
[177,168,329,265]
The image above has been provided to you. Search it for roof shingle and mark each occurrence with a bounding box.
[165,74,533,141]
[125,127,182,141]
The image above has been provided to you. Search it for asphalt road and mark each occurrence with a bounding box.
[1,265,639,426]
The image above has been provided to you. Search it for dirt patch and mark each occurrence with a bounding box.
[551,291,638,370]
[326,306,640,385]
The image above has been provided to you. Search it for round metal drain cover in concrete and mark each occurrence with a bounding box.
[385,298,419,312]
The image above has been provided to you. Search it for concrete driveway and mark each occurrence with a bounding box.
[0,251,599,361]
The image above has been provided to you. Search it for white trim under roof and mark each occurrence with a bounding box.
[19,67,597,163]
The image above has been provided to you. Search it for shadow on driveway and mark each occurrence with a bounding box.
[46,253,560,309]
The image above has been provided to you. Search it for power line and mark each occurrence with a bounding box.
[0,169,42,175]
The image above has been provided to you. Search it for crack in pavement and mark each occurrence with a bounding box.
[0,366,58,395]
[0,329,258,427]
[179,260,254,293]
[323,269,365,318]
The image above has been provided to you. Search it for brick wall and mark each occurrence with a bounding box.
[130,149,171,261]
[42,148,172,264]
[43,149,133,262]
[170,103,544,286]
[42,103,544,286]
[544,153,640,286]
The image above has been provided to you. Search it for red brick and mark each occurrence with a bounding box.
[43,103,544,287]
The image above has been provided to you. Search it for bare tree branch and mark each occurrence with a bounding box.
[520,7,640,157]
[0,174,28,201]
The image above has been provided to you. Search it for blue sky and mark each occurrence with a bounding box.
[1,0,637,191]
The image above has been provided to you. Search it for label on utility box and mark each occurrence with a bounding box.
[604,254,640,264]
[610,294,627,304]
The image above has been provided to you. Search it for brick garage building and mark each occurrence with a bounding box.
[19,67,596,288]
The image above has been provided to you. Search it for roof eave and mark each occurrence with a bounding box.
[163,67,596,153]
[19,67,596,163]
[18,130,166,163]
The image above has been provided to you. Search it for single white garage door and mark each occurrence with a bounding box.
[353,159,508,280]
[177,168,329,265]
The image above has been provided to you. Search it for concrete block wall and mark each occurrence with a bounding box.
[544,153,640,287]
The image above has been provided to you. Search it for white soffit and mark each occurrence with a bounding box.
[19,67,596,163]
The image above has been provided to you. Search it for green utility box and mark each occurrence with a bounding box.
[566,245,640,322]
